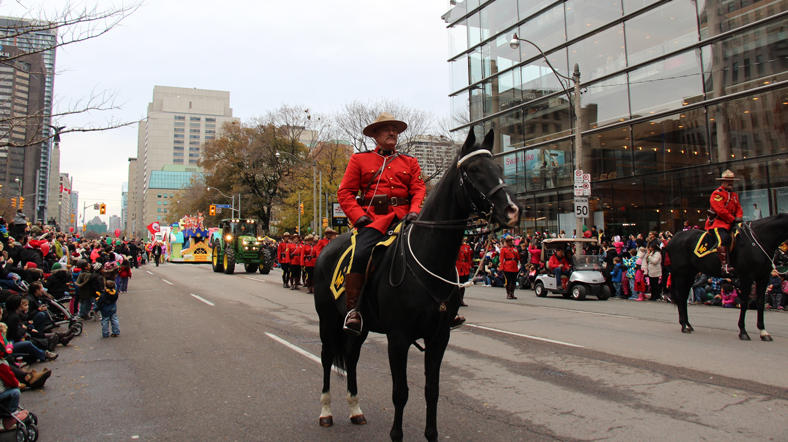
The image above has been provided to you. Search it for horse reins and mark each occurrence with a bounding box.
[740,221,787,275]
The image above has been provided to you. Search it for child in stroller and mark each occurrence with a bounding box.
[0,339,39,441]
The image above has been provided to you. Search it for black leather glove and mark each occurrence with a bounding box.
[354,216,372,229]
[734,217,743,224]
[404,212,418,223]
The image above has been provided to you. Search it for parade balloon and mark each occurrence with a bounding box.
[114,229,121,238]
[40,243,50,256]
[69,226,74,233]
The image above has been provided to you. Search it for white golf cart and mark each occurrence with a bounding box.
[533,238,611,300]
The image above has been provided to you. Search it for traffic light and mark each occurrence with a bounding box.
[209,205,216,216]
[19,197,24,210]
[300,203,304,215]
[322,218,328,228]
[71,214,75,223]
[295,226,299,234]
[11,198,15,208]
[100,203,106,215]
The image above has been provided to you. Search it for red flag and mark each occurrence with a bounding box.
[147,222,161,235]
[59,184,63,193]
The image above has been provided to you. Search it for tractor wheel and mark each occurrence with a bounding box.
[259,248,273,274]
[244,263,259,273]
[224,247,235,274]
[212,246,224,273]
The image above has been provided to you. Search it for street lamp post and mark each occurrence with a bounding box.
[276,151,321,236]
[207,187,240,218]
[510,33,585,237]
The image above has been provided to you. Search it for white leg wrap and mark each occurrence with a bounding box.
[319,392,332,418]
[761,330,770,338]
[347,392,363,417]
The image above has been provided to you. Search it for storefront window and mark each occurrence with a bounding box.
[580,73,630,129]
[624,0,699,66]
[632,111,710,175]
[525,140,573,191]
[703,17,788,99]
[568,25,627,82]
[629,49,704,117]
[584,126,633,182]
[565,0,623,41]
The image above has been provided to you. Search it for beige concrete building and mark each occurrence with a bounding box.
[129,86,238,235]
[401,135,457,183]
[125,158,139,237]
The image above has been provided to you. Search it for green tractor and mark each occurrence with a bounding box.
[210,219,275,275]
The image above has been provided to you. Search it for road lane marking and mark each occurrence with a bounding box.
[465,324,585,348]
[146,271,153,275]
[162,279,173,285]
[265,332,343,375]
[190,294,215,306]
[245,277,276,284]
[535,305,635,320]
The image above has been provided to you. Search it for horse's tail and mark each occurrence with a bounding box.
[331,317,348,379]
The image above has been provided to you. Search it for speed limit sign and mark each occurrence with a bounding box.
[574,197,589,218]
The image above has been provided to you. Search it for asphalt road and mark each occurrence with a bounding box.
[16,262,788,442]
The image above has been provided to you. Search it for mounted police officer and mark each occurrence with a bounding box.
[337,113,426,335]
[705,170,743,275]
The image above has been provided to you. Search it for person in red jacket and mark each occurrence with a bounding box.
[500,237,520,299]
[549,248,571,286]
[277,232,291,288]
[313,228,337,259]
[287,233,303,290]
[705,170,743,275]
[336,113,427,335]
[303,235,316,294]
[456,238,473,308]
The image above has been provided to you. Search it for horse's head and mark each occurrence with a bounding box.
[456,129,522,227]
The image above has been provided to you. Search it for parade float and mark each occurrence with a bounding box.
[166,213,216,263]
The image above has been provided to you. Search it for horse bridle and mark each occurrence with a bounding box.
[739,221,787,275]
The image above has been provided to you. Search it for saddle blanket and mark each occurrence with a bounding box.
[694,229,722,258]
[330,222,404,300]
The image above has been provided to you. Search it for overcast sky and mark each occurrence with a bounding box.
[5,0,453,223]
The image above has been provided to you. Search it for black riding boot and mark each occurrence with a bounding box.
[283,270,289,288]
[718,246,735,276]
[459,287,468,307]
[343,273,365,336]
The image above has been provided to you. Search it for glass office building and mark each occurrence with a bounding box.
[444,0,788,236]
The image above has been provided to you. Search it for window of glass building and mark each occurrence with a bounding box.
[519,48,569,104]
[450,92,470,123]
[451,54,469,93]
[470,87,483,121]
[624,0,699,66]
[585,126,633,181]
[524,140,574,192]
[482,32,520,79]
[629,49,704,117]
[522,96,573,146]
[708,87,788,162]
[481,0,518,41]
[632,111,709,175]
[581,73,630,128]
[623,0,661,14]
[698,0,785,39]
[514,4,566,64]
[468,12,483,48]
[469,49,483,84]
[702,17,788,99]
[485,68,522,115]
[518,0,556,21]
[449,19,468,57]
[564,0,623,41]
[568,25,626,83]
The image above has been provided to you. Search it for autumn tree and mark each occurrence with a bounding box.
[332,98,434,154]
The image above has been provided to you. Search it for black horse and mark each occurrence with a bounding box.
[313,129,522,441]
[667,214,788,340]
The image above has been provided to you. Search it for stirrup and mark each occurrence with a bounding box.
[343,310,362,336]
[450,316,466,330]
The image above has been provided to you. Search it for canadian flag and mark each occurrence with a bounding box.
[147,222,161,235]
[59,184,71,194]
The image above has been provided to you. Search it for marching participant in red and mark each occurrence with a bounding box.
[313,228,337,259]
[336,113,427,335]
[277,232,291,288]
[303,235,316,294]
[500,237,520,300]
[287,233,303,290]
[705,170,743,275]
[456,237,473,307]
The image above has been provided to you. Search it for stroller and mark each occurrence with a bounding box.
[0,402,39,441]
[42,295,83,337]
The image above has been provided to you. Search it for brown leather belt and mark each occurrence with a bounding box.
[360,196,411,207]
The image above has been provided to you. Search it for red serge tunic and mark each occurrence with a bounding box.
[337,148,427,234]
[705,186,743,231]
[287,243,303,266]
[303,244,315,268]
[277,241,289,265]
[456,243,473,277]
[500,246,520,273]
[313,238,330,259]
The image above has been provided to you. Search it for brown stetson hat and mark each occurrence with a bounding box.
[324,228,337,235]
[363,112,407,137]
[716,169,741,181]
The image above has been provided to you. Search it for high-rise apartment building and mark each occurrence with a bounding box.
[130,86,238,234]
[401,135,457,183]
[0,17,56,222]
[126,158,138,237]
[443,0,788,235]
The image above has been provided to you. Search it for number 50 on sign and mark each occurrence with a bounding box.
[574,197,589,218]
